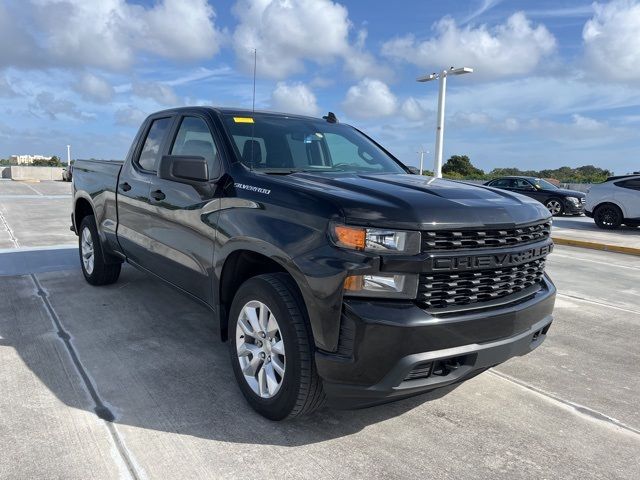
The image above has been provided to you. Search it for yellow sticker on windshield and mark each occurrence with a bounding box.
[233,117,254,123]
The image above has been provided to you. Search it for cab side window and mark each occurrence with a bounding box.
[171,116,220,178]
[137,117,172,172]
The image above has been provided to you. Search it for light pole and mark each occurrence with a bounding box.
[66,145,71,166]
[416,147,429,175]
[417,67,473,178]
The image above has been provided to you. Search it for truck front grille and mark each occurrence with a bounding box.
[421,221,551,251]
[417,258,546,310]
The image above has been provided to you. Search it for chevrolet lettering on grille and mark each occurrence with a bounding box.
[429,243,553,272]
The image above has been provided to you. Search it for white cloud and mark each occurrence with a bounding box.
[31,92,93,120]
[232,0,385,79]
[75,73,114,103]
[0,3,41,68]
[132,82,180,106]
[270,82,320,116]
[342,78,397,119]
[115,106,147,127]
[583,0,640,81]
[400,97,428,121]
[140,0,222,60]
[381,12,556,78]
[26,0,222,71]
[0,76,18,97]
[570,113,605,131]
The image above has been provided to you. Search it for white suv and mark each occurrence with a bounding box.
[585,175,640,229]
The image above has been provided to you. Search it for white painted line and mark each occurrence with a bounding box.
[557,293,640,316]
[551,252,640,271]
[489,370,640,437]
[0,207,19,248]
[23,183,43,196]
[0,243,76,254]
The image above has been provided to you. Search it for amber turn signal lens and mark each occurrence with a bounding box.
[333,225,366,250]
[343,275,364,291]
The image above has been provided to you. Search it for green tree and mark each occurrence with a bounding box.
[442,155,485,178]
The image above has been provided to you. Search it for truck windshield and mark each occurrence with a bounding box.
[221,114,407,174]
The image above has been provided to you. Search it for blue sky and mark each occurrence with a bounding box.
[1,0,639,174]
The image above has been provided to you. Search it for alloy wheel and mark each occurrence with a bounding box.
[596,207,617,227]
[235,300,286,398]
[546,200,562,215]
[81,227,95,274]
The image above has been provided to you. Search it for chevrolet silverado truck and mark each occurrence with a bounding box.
[72,107,556,420]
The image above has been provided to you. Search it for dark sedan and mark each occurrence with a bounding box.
[485,177,585,216]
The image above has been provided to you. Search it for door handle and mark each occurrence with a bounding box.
[151,190,166,201]
[119,182,131,192]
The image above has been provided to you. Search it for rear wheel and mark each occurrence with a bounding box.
[545,198,564,216]
[79,215,121,285]
[594,204,622,229]
[228,273,325,420]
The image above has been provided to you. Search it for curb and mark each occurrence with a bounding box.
[553,236,640,256]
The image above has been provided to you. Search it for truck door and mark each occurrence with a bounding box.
[117,115,174,267]
[144,114,222,303]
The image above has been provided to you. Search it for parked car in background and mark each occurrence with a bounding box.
[484,176,585,216]
[62,164,73,182]
[585,175,640,229]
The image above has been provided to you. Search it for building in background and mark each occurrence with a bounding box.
[9,155,53,165]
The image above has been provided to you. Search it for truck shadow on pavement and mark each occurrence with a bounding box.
[1,264,462,447]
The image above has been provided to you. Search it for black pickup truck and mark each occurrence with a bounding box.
[72,107,555,420]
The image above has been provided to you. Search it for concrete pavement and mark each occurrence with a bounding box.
[1,245,639,479]
[0,180,74,249]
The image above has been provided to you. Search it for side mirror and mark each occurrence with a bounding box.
[407,166,420,175]
[158,155,208,184]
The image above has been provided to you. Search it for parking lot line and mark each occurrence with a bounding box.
[0,207,19,248]
[489,370,640,436]
[557,292,640,316]
[30,274,143,480]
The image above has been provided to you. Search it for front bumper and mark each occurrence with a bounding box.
[564,200,585,215]
[316,277,555,409]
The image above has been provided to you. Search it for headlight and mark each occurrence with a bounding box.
[330,225,421,255]
[566,196,580,205]
[343,273,419,299]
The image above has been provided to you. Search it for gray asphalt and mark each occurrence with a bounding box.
[1,245,639,480]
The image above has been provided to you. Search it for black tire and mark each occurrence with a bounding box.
[228,273,325,420]
[594,204,622,230]
[79,215,121,285]
[544,198,564,216]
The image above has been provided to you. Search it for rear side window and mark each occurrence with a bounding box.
[491,179,511,187]
[515,179,533,189]
[171,116,220,178]
[137,117,172,172]
[616,179,640,191]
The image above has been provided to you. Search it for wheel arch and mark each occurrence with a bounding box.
[217,247,311,343]
[73,195,95,235]
[594,201,625,218]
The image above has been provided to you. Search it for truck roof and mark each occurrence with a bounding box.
[151,106,323,122]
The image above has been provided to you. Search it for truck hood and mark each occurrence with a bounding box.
[280,173,551,230]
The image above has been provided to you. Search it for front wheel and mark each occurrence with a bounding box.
[79,215,121,285]
[545,198,564,216]
[228,273,325,420]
